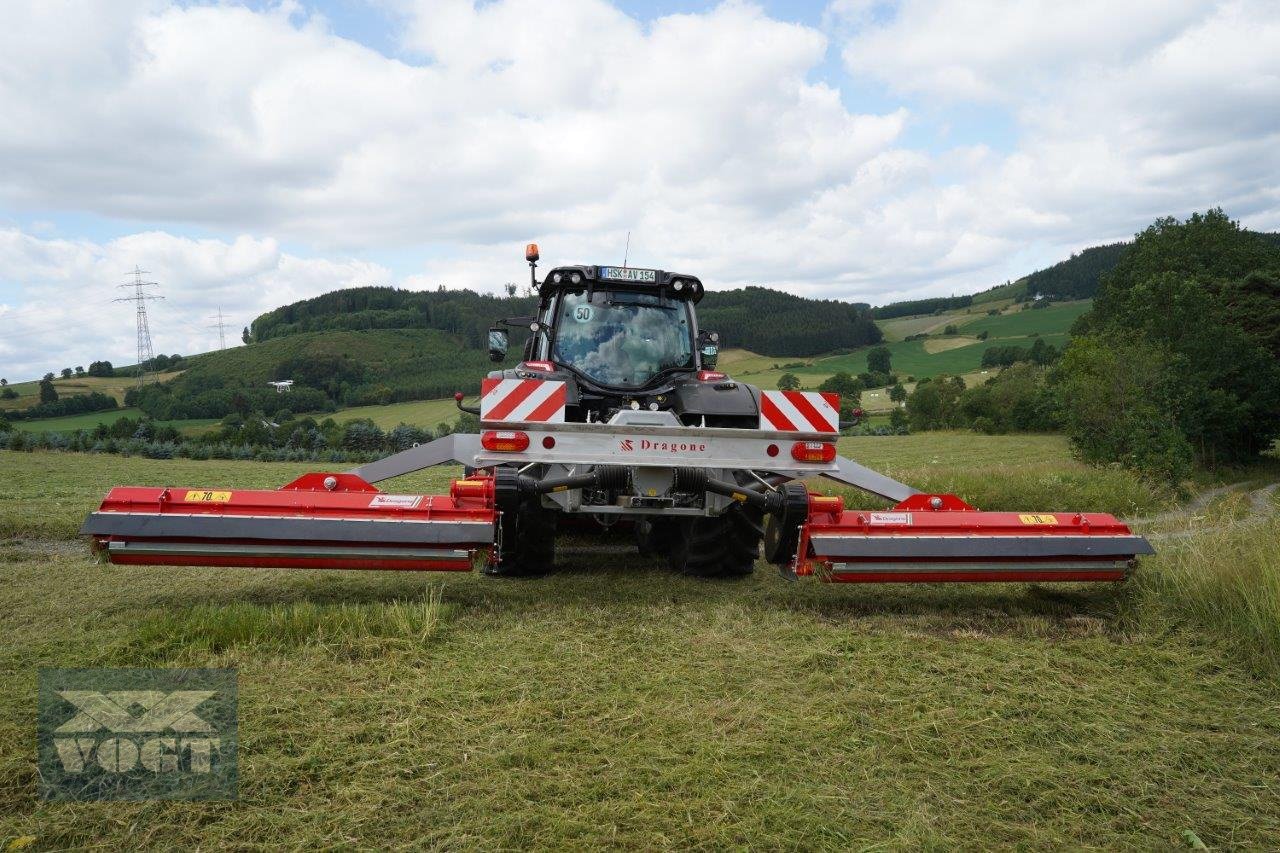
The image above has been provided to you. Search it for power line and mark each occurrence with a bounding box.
[209,307,229,350]
[113,265,162,388]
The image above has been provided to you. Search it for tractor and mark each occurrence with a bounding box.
[82,245,1153,584]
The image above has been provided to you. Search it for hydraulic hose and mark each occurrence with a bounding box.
[703,476,786,514]
[519,465,629,495]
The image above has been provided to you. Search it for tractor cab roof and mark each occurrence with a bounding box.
[539,265,705,303]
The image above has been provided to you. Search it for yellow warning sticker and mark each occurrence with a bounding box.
[185,490,232,503]
[1018,514,1057,525]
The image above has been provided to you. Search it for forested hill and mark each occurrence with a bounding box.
[249,288,539,349]
[698,287,881,355]
[872,242,1129,320]
[248,284,882,357]
[866,243,1126,321]
[1006,230,1279,301]
[1017,242,1128,300]
[876,230,1280,318]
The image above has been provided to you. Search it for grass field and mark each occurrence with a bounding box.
[2,440,1278,848]
[958,300,1091,339]
[875,296,1031,342]
[819,301,1086,381]
[327,398,466,430]
[8,399,464,437]
[6,397,466,437]
[719,300,1084,392]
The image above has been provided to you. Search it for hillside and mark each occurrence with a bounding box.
[247,283,882,358]
[4,295,1088,432]
[250,287,538,348]
[699,286,881,355]
[1016,242,1128,300]
[726,300,1089,392]
[126,329,493,421]
[0,371,188,413]
[877,229,1278,318]
[9,237,1227,429]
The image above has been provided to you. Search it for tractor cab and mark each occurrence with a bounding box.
[486,246,732,424]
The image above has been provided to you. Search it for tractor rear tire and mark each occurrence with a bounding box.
[488,497,557,577]
[669,504,763,579]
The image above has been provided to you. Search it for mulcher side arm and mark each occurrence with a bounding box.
[350,433,482,483]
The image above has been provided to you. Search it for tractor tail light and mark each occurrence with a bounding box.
[697,370,727,382]
[481,430,530,452]
[791,441,836,463]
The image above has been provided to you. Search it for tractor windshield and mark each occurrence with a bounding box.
[552,290,694,388]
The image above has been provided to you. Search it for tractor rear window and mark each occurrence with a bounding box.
[552,291,693,388]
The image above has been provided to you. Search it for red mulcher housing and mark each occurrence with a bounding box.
[82,248,1153,583]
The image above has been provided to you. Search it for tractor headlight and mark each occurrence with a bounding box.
[570,272,582,284]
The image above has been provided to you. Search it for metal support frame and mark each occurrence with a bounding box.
[349,428,920,503]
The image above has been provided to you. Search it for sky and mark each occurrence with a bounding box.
[1,0,1278,380]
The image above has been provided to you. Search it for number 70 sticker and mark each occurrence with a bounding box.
[185,490,232,502]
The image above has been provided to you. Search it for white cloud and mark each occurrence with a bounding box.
[829,0,1280,255]
[0,0,903,248]
[834,0,1215,101]
[1,0,1279,379]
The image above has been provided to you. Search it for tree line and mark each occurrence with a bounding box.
[1017,242,1128,300]
[871,295,973,320]
[247,283,883,358]
[0,409,477,464]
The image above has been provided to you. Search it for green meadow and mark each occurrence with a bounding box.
[2,438,1278,848]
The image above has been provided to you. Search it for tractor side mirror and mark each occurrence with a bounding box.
[698,330,720,369]
[488,327,509,362]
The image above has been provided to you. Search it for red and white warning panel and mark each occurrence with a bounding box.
[758,390,839,433]
[480,378,567,423]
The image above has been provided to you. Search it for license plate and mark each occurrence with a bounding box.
[599,266,657,283]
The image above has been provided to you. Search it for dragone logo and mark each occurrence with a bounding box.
[618,437,708,455]
[39,668,237,800]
